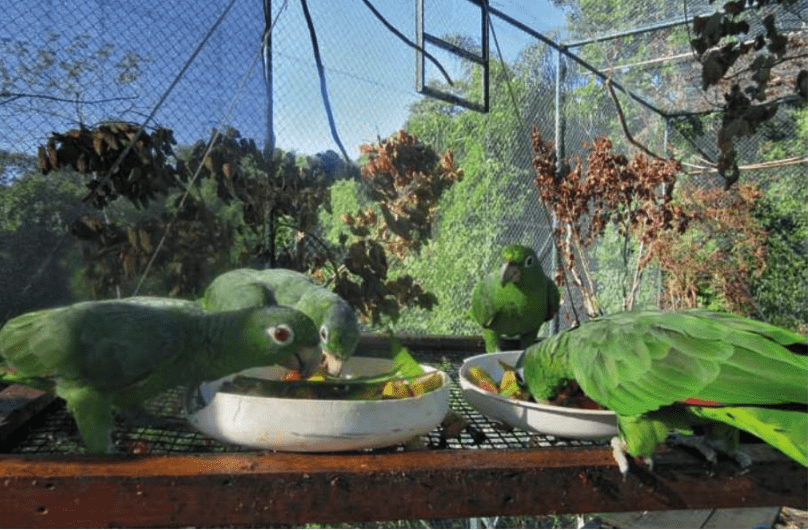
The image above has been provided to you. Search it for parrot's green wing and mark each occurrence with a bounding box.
[567,310,806,415]
[470,245,559,352]
[521,309,807,466]
[565,310,807,464]
[202,268,360,374]
[690,405,807,465]
[2,300,209,393]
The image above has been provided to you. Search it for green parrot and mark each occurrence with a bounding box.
[200,268,361,376]
[471,245,560,352]
[517,309,808,474]
[0,297,320,453]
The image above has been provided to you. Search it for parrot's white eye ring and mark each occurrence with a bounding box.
[525,256,535,267]
[267,325,294,345]
[319,325,328,342]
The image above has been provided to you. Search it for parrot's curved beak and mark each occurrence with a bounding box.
[320,350,344,377]
[279,346,321,378]
[514,348,528,389]
[500,261,520,285]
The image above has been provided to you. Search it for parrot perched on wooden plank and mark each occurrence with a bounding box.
[471,245,560,352]
[0,297,320,453]
[200,268,361,376]
[516,309,808,474]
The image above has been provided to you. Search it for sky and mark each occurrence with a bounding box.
[1,0,568,159]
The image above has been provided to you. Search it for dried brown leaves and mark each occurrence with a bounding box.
[532,129,684,316]
[321,130,461,325]
[532,128,768,317]
[38,122,177,209]
[653,184,767,313]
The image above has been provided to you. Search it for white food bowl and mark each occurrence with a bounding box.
[459,351,618,440]
[187,357,449,452]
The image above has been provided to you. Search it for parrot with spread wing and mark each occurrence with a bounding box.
[516,309,808,474]
[0,297,320,453]
[199,268,361,376]
[471,245,560,352]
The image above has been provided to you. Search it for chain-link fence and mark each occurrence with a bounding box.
[2,0,806,333]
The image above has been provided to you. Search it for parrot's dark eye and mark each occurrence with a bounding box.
[319,325,328,342]
[267,325,293,345]
[525,256,535,267]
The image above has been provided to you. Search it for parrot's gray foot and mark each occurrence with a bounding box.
[668,433,718,464]
[610,436,631,478]
[732,447,753,470]
[668,433,753,471]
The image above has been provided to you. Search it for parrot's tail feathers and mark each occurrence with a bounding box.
[692,406,807,467]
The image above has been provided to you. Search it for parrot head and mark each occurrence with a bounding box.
[499,245,540,286]
[244,306,321,377]
[318,304,361,376]
[514,337,573,402]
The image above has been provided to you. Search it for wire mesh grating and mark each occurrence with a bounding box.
[1,347,605,456]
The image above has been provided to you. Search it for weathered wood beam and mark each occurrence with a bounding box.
[0,385,57,452]
[1,445,804,528]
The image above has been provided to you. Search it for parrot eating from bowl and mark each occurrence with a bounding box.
[516,309,807,474]
[200,268,360,376]
[0,297,320,453]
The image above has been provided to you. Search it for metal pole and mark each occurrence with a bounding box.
[415,0,425,93]
[551,48,565,335]
[262,0,275,157]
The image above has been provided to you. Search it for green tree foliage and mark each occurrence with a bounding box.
[315,131,461,327]
[22,122,454,326]
[0,158,88,322]
[748,106,808,331]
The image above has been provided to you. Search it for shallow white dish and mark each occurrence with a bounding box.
[187,357,449,452]
[459,351,618,440]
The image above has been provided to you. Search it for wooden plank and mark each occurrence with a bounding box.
[702,506,781,528]
[0,445,804,528]
[600,509,713,528]
[599,506,781,529]
[0,385,57,451]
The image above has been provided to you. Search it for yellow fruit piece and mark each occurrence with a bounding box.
[467,366,499,394]
[499,372,530,400]
[408,372,444,396]
[382,379,414,399]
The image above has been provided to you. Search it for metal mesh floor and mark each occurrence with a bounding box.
[2,348,606,455]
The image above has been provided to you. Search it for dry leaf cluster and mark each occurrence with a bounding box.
[532,129,684,316]
[38,122,177,209]
[532,128,768,319]
[320,131,462,325]
[41,125,457,324]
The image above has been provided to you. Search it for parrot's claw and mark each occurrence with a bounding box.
[668,433,753,472]
[732,448,753,471]
[610,436,631,479]
[668,433,718,464]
